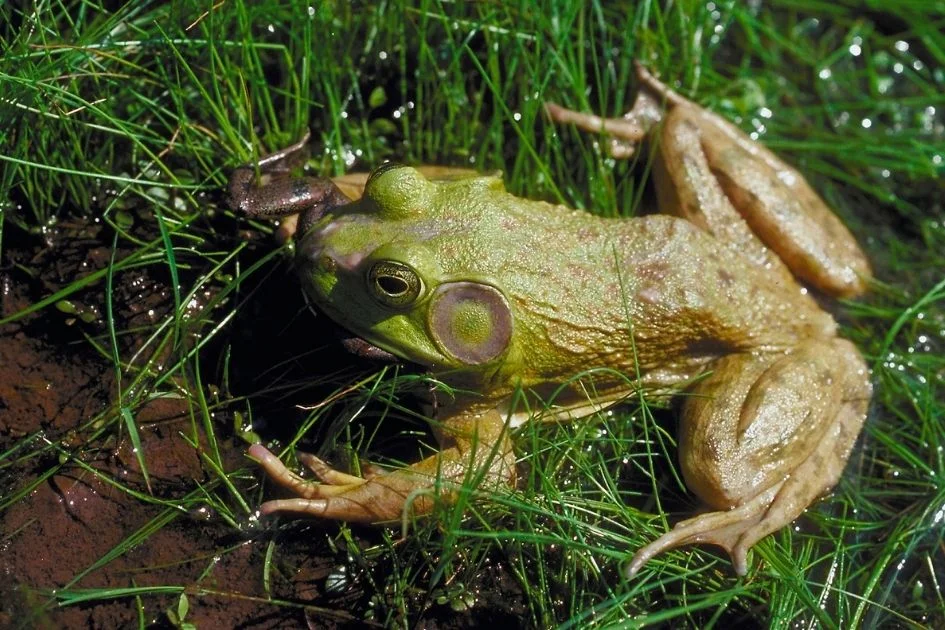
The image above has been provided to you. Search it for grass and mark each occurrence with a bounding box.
[2,0,944,627]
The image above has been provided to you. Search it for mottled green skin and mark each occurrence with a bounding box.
[299,166,834,416]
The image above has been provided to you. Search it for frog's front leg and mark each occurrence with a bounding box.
[250,410,515,522]
[627,338,871,576]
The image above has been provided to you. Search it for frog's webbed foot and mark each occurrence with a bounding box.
[626,482,783,577]
[250,411,516,523]
[628,338,871,577]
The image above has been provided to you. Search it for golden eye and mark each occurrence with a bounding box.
[367,261,422,307]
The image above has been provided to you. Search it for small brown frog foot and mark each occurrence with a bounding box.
[625,481,785,578]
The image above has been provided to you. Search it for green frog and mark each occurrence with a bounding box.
[231,64,872,577]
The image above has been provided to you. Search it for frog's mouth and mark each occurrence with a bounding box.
[296,250,401,363]
[304,297,402,363]
[337,332,399,362]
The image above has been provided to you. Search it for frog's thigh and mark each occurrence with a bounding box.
[644,339,869,574]
[652,109,794,283]
[680,340,866,508]
[696,119,870,297]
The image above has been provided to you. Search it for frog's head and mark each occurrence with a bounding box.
[296,164,516,379]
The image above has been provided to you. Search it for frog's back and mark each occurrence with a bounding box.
[480,208,836,386]
[606,213,837,345]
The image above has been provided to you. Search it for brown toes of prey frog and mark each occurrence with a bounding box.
[230,63,872,577]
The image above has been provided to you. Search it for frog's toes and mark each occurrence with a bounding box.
[258,496,362,519]
[251,444,428,521]
[249,445,369,499]
[259,473,424,522]
[249,444,319,499]
[543,102,644,158]
[297,452,369,487]
[625,482,783,578]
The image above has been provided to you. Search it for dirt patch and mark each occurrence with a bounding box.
[0,215,307,627]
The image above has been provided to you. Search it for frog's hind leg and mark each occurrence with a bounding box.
[547,66,871,297]
[638,71,871,297]
[627,338,871,577]
[545,76,800,289]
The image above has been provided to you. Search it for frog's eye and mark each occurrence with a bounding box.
[367,261,423,307]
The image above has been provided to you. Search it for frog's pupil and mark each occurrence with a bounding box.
[378,275,408,296]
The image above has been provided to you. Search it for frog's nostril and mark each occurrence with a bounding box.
[317,255,336,273]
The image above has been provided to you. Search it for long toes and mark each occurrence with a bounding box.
[259,484,407,523]
[259,498,328,516]
[626,523,749,578]
[297,452,367,486]
[544,102,647,142]
[625,485,782,578]
[258,497,357,519]
[249,444,316,496]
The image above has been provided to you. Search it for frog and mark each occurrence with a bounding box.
[230,63,872,577]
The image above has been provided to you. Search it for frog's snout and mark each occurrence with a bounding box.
[298,230,366,275]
